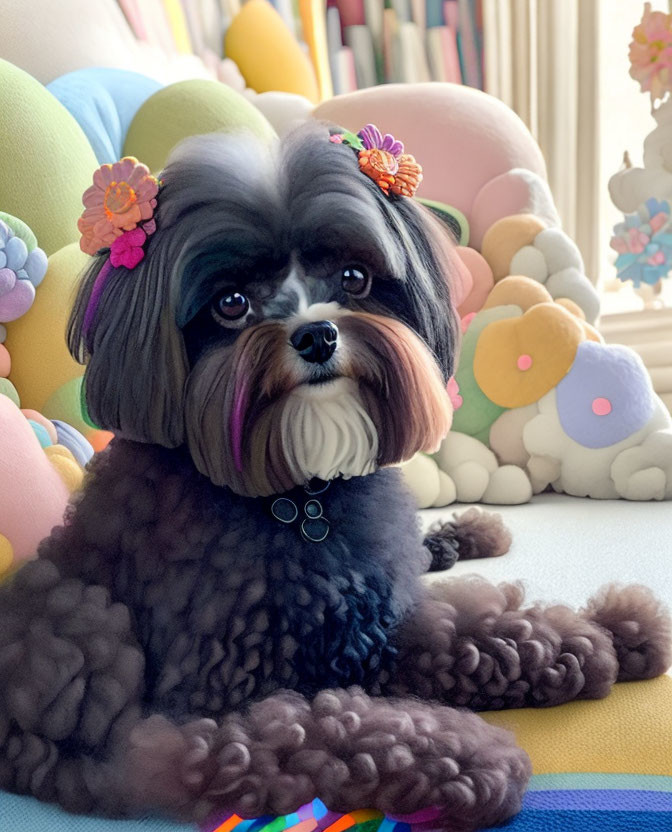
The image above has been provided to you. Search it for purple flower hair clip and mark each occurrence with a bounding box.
[330,123,423,198]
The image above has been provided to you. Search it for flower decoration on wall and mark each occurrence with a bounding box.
[629,2,672,102]
[610,197,672,287]
[78,157,159,256]
[0,215,47,323]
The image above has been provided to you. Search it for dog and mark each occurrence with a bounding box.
[0,122,669,832]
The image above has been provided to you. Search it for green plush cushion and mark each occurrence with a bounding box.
[0,59,98,256]
[451,306,518,440]
[123,79,275,173]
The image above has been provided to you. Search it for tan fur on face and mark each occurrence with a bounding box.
[339,313,453,464]
[185,312,453,497]
[185,323,299,495]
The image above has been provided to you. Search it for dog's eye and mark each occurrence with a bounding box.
[341,267,371,297]
[212,291,250,324]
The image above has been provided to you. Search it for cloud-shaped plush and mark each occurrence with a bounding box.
[480,215,600,323]
[523,341,672,499]
[0,215,47,323]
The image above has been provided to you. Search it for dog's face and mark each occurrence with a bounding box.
[69,124,460,497]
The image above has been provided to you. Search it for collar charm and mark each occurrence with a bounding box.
[270,478,331,543]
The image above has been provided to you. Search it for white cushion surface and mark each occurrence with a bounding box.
[421,494,672,611]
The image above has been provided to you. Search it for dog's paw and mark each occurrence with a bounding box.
[584,584,672,681]
[306,690,530,831]
[126,716,220,816]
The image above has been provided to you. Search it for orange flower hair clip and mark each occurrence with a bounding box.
[78,157,159,258]
[77,157,160,334]
[330,124,423,198]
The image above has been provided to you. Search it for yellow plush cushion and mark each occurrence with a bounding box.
[555,297,586,319]
[483,275,552,312]
[482,676,672,776]
[0,535,13,580]
[5,243,87,421]
[123,79,275,174]
[298,0,333,101]
[45,444,84,493]
[0,59,98,256]
[225,0,320,103]
[481,214,547,282]
[474,302,585,408]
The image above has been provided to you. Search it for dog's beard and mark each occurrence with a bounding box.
[280,378,379,483]
[185,312,452,497]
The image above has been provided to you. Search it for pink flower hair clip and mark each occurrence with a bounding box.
[77,157,160,333]
[330,124,423,198]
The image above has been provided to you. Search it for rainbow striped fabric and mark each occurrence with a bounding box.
[200,774,672,832]
[2,773,672,830]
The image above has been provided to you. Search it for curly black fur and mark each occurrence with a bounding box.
[424,508,512,571]
[0,440,669,828]
[0,125,670,832]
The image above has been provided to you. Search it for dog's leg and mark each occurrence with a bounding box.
[424,509,511,571]
[385,577,671,709]
[0,558,147,814]
[124,687,531,831]
[0,559,532,830]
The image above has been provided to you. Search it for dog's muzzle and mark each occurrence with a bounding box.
[290,320,339,364]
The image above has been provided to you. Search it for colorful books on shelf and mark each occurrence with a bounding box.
[114,0,485,97]
[324,0,484,91]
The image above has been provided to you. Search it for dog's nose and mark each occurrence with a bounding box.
[290,321,339,364]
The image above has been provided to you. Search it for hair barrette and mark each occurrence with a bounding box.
[77,157,160,334]
[330,123,423,198]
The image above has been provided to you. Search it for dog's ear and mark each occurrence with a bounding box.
[68,249,188,447]
[387,197,462,381]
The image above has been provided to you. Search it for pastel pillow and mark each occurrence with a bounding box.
[454,247,494,316]
[5,243,89,423]
[481,217,600,323]
[0,59,98,255]
[313,83,549,248]
[452,306,520,442]
[0,396,72,571]
[474,303,586,409]
[225,0,320,102]
[48,68,162,164]
[0,0,142,84]
[483,275,553,312]
[481,215,547,282]
[123,79,275,173]
[523,384,672,500]
[555,341,655,449]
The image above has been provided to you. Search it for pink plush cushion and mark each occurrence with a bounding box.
[0,396,70,567]
[314,84,549,249]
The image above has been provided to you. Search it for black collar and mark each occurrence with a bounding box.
[267,478,332,543]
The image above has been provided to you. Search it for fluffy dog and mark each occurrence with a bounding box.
[0,123,669,832]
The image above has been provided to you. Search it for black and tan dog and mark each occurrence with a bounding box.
[0,123,669,832]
